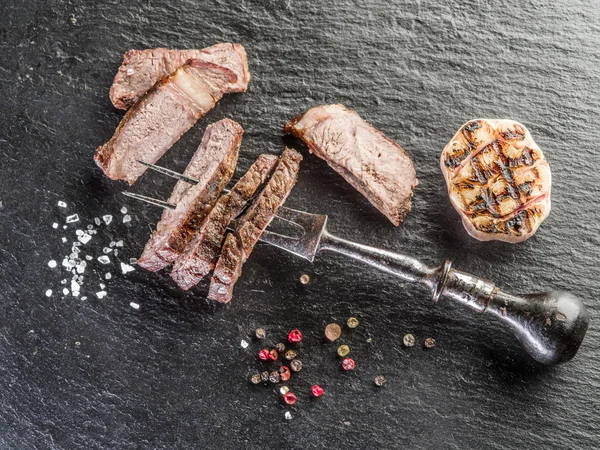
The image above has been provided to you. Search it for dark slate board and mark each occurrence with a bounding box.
[0,0,598,448]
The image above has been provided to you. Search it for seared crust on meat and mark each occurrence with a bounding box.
[285,104,417,226]
[137,119,242,272]
[170,154,279,290]
[441,119,551,243]
[208,148,302,303]
[110,43,250,110]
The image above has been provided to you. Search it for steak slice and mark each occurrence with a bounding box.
[284,104,417,226]
[137,119,242,272]
[441,119,551,243]
[170,154,279,290]
[95,60,237,185]
[208,148,302,303]
[110,43,250,110]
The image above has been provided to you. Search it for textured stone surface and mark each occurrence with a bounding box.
[0,0,599,448]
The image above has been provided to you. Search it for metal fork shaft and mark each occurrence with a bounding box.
[318,229,589,366]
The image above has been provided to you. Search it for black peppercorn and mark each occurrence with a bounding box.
[269,371,281,383]
[290,359,303,372]
[275,342,285,353]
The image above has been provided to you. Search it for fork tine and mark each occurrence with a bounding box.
[274,206,328,233]
[122,191,176,210]
[138,160,199,185]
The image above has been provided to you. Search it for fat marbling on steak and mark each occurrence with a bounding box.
[208,148,302,303]
[170,154,279,290]
[285,104,417,226]
[110,43,250,110]
[441,119,551,243]
[137,119,242,272]
[95,60,237,185]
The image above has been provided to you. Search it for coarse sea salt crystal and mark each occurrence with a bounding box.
[121,263,135,274]
[52,223,58,229]
[45,289,52,297]
[241,340,249,349]
[75,229,84,236]
[113,250,119,256]
[78,234,92,244]
[96,291,107,299]
[103,247,112,254]
[61,279,67,285]
[63,225,67,229]
[63,288,69,296]
[85,255,92,261]
[109,241,116,247]
[80,296,87,301]
[87,225,93,230]
[76,261,87,274]
[100,283,106,289]
[48,260,57,268]
[66,214,79,223]
[115,240,123,247]
[284,412,292,420]
[129,258,137,265]
[102,215,113,225]
[122,215,131,224]
[94,217,101,226]
[126,68,135,76]
[130,302,140,309]
[105,273,112,280]
[97,255,110,265]
[62,237,67,243]
[58,201,67,208]
[120,206,128,214]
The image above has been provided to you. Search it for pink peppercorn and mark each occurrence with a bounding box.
[288,329,303,343]
[269,349,278,361]
[279,366,291,381]
[342,357,356,371]
[258,349,270,361]
[283,392,297,405]
[311,385,324,397]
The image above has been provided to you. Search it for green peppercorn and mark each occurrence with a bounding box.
[347,317,359,329]
[337,344,350,357]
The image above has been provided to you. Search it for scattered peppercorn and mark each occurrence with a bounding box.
[424,337,436,349]
[374,375,386,386]
[300,274,310,285]
[346,317,359,329]
[275,342,286,353]
[285,350,297,360]
[342,358,356,371]
[250,374,262,384]
[260,371,270,382]
[255,328,266,339]
[337,344,350,357]
[283,392,297,405]
[280,386,290,395]
[269,349,278,360]
[403,333,416,347]
[288,329,303,343]
[258,349,270,360]
[290,359,303,372]
[324,323,342,342]
[311,384,324,397]
[269,371,281,383]
[279,366,291,381]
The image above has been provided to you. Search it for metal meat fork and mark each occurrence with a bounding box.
[127,161,589,366]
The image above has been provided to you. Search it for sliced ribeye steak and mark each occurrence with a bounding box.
[137,119,242,272]
[110,43,250,110]
[95,60,237,185]
[208,148,302,303]
[441,119,551,243]
[285,104,417,226]
[170,154,279,290]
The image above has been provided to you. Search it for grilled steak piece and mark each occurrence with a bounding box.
[95,60,237,185]
[137,119,242,272]
[110,43,250,110]
[285,104,417,226]
[208,148,302,303]
[441,119,551,243]
[171,154,279,290]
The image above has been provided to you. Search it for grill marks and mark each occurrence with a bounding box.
[441,119,551,242]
